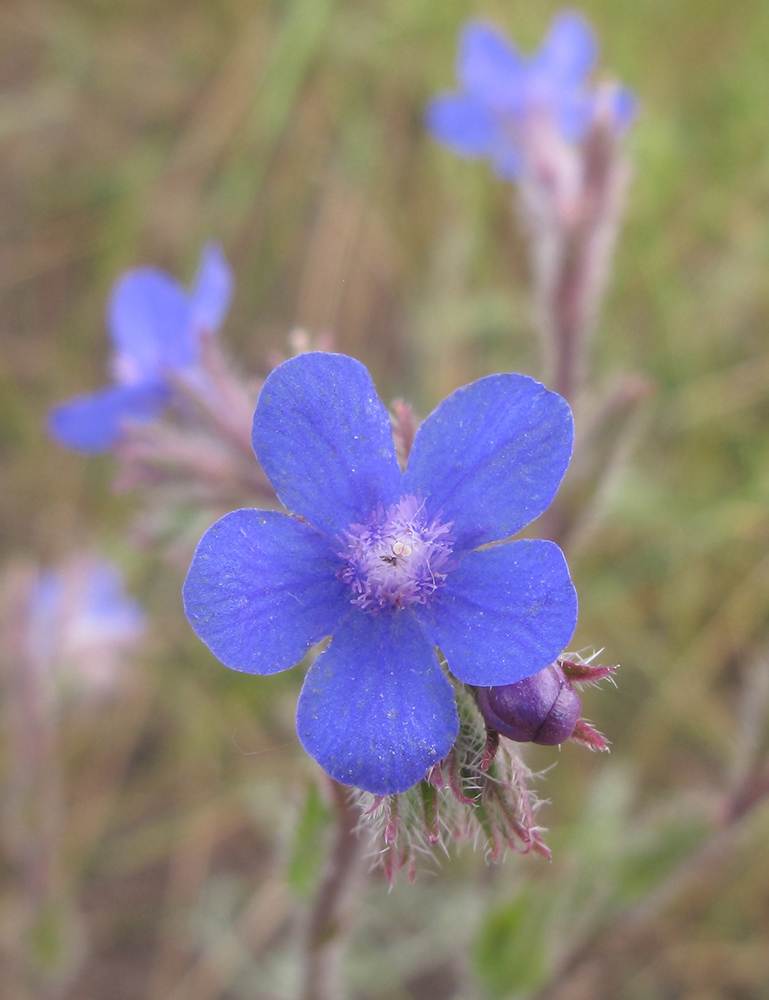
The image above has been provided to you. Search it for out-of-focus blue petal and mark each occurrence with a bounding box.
[26,570,62,667]
[490,142,524,180]
[458,21,526,108]
[27,556,145,675]
[425,94,500,158]
[109,268,194,380]
[417,539,577,686]
[190,243,233,334]
[83,562,146,639]
[610,86,638,132]
[183,509,349,676]
[557,94,594,142]
[252,353,403,539]
[296,611,458,794]
[403,373,573,552]
[47,383,169,453]
[531,11,597,89]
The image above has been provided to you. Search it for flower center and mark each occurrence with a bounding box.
[337,495,454,613]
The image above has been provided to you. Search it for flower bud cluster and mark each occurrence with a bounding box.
[355,655,615,881]
[355,684,551,883]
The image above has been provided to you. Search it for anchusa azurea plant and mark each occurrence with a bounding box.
[182,351,615,874]
[426,12,634,183]
[48,245,273,512]
[26,555,146,697]
[43,11,623,889]
[46,239,616,874]
[0,553,147,989]
[183,351,578,796]
[49,243,233,453]
[428,12,638,403]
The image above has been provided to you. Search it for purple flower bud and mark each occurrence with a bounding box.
[476,662,581,745]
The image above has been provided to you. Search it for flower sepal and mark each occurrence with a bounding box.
[355,685,551,883]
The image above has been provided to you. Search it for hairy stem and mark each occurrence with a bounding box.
[522,112,630,406]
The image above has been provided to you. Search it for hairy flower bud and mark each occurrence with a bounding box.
[476,662,582,746]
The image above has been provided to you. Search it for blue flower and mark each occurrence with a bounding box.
[183,352,577,795]
[48,243,233,453]
[28,556,145,690]
[426,12,636,180]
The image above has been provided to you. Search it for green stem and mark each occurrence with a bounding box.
[300,779,367,1000]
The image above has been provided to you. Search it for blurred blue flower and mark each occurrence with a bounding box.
[48,244,233,453]
[28,556,146,693]
[426,12,636,180]
[183,352,577,795]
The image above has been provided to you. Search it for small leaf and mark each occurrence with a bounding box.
[473,890,550,997]
[286,782,333,899]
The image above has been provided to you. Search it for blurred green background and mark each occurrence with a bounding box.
[3,0,769,997]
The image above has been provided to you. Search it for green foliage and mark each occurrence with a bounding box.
[473,889,550,998]
[286,782,333,900]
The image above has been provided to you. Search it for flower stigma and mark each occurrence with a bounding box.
[338,495,454,613]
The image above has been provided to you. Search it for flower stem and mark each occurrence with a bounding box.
[523,111,631,405]
[0,563,70,995]
[300,779,367,1000]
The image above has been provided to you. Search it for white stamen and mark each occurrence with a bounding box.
[337,495,454,613]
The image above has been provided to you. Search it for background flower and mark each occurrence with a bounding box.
[47,243,232,453]
[426,12,635,180]
[27,555,146,696]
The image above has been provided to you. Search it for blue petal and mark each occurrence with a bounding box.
[426,94,500,158]
[490,142,524,180]
[403,373,573,552]
[82,561,146,638]
[532,12,597,90]
[26,570,64,667]
[183,509,349,676]
[610,86,638,132]
[417,539,577,686]
[190,243,233,334]
[252,353,403,538]
[458,21,526,109]
[296,611,458,794]
[109,268,195,381]
[47,383,169,452]
[557,93,595,142]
